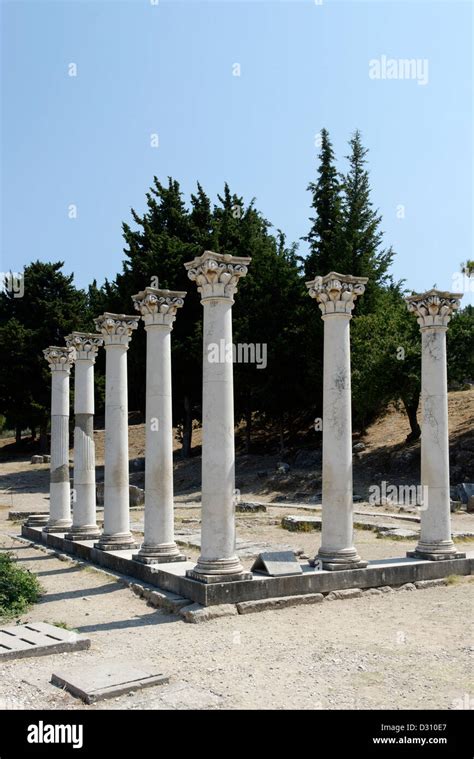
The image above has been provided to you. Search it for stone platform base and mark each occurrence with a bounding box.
[407,550,467,561]
[41,525,72,534]
[94,541,140,551]
[21,525,473,608]
[133,553,187,565]
[321,560,368,571]
[186,569,253,584]
[65,532,101,542]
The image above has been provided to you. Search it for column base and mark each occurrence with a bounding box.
[133,543,186,564]
[186,556,252,584]
[315,547,367,572]
[407,541,465,561]
[42,520,72,534]
[94,533,138,551]
[65,527,101,542]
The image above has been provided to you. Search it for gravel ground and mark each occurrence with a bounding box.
[1,520,473,711]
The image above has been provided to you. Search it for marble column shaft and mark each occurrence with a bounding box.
[406,289,464,560]
[94,313,139,550]
[43,346,75,533]
[65,333,103,541]
[306,272,368,570]
[132,288,186,563]
[185,251,251,582]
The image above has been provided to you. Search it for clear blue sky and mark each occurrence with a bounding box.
[1,0,473,303]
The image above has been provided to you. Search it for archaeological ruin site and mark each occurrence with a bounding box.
[20,255,471,611]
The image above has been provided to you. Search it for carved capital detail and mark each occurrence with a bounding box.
[306,272,368,316]
[43,346,75,373]
[132,287,186,328]
[406,289,462,329]
[65,332,103,361]
[184,250,251,301]
[94,312,140,347]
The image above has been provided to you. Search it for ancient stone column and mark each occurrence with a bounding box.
[64,332,103,541]
[406,289,465,560]
[42,346,75,533]
[131,287,186,564]
[306,273,368,570]
[94,313,139,550]
[185,251,251,582]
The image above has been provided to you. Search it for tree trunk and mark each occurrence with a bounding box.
[279,416,285,456]
[39,424,48,454]
[182,395,193,458]
[403,394,421,442]
[245,408,252,454]
[31,427,36,441]
[15,424,22,447]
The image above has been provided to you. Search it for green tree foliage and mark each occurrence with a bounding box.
[351,288,421,439]
[107,178,309,453]
[214,189,309,450]
[0,261,89,445]
[0,552,42,618]
[447,305,474,384]
[305,129,395,312]
[101,177,206,455]
[2,133,470,454]
[340,131,395,314]
[304,129,343,278]
[304,130,420,435]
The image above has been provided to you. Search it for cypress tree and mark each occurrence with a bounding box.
[341,130,395,313]
[304,128,344,278]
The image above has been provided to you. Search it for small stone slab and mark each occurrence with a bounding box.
[26,515,49,527]
[378,528,419,539]
[325,588,362,601]
[0,623,90,661]
[51,662,169,704]
[237,593,324,614]
[415,578,448,589]
[129,584,189,613]
[236,501,267,513]
[282,515,322,532]
[179,603,238,623]
[251,551,303,577]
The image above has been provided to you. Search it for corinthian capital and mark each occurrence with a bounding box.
[184,251,251,301]
[132,287,186,328]
[406,289,462,329]
[94,312,140,347]
[65,332,104,361]
[43,346,75,373]
[306,272,368,316]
